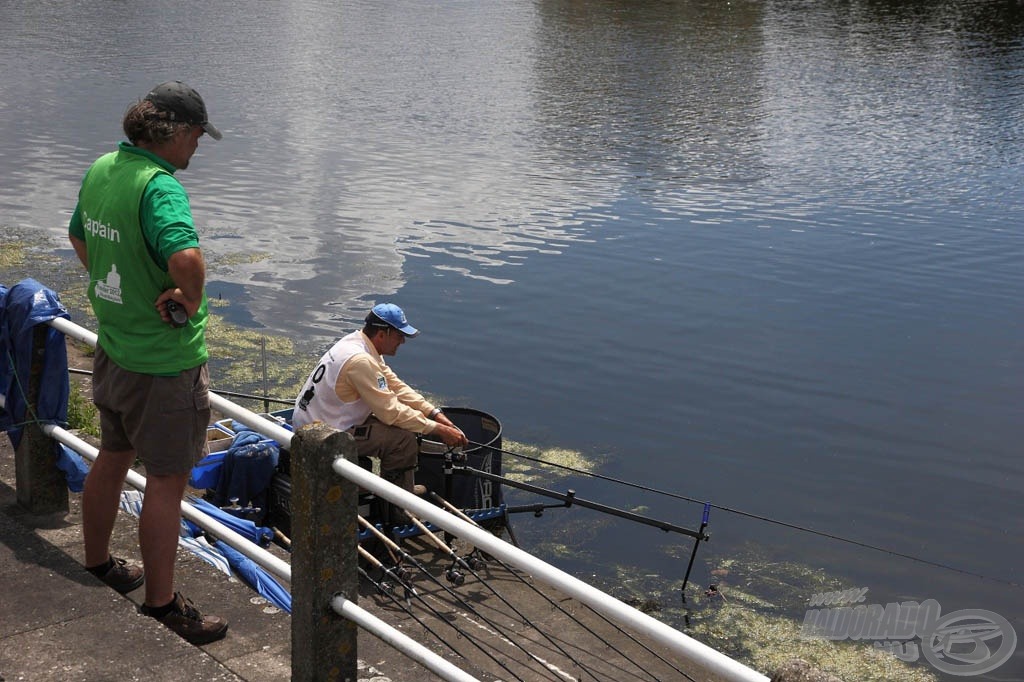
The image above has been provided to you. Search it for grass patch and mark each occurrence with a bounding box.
[67,381,99,437]
[0,241,26,268]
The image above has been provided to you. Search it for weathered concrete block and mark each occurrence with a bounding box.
[14,326,68,514]
[290,422,359,682]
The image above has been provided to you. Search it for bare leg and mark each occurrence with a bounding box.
[139,472,189,607]
[82,448,135,567]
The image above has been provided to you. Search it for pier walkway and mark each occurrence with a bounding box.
[0,433,410,682]
[0,334,756,682]
[1,431,734,682]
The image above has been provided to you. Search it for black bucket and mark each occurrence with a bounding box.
[416,407,502,510]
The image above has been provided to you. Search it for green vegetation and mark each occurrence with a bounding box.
[501,439,601,483]
[6,229,937,681]
[66,381,99,437]
[594,546,939,682]
[204,311,308,406]
[214,251,272,266]
[0,240,26,268]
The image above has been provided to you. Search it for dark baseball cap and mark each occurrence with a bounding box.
[144,81,222,140]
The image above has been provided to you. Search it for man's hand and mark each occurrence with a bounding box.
[433,423,468,448]
[155,288,198,324]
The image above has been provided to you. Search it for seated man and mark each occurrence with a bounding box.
[292,303,468,497]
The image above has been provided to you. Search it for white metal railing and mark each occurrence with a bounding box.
[27,318,479,681]
[3,391,475,682]
[43,315,769,682]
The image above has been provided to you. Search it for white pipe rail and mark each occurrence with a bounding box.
[331,596,481,682]
[41,421,294,582]
[17,319,481,682]
[46,425,476,682]
[1,388,293,580]
[44,315,769,682]
[334,457,771,682]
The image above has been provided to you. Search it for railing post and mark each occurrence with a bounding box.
[290,422,360,681]
[14,325,68,514]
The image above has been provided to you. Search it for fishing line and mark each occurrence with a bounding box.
[405,513,595,682]
[430,491,695,682]
[358,545,524,682]
[357,561,464,660]
[359,516,563,682]
[473,439,1023,589]
[359,538,528,682]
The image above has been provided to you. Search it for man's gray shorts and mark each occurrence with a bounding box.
[92,345,211,476]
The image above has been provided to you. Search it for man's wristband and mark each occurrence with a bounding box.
[429,408,443,419]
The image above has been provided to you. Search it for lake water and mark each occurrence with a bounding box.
[2,1,1023,679]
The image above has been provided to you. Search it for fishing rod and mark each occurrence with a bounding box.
[450,460,704,539]
[358,532,528,682]
[360,545,560,681]
[359,544,418,606]
[429,491,695,682]
[436,446,711,600]
[358,548,528,679]
[192,387,1018,588]
[359,516,561,682]
[359,542,543,682]
[465,439,1024,589]
[357,558,461,659]
[403,512,598,682]
[465,438,702,504]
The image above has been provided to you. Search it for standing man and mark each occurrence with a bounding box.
[68,81,227,645]
[293,303,468,501]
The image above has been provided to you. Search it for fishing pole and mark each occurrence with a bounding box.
[404,512,598,682]
[357,559,461,659]
[468,439,1024,589]
[452,464,702,538]
[358,539,526,681]
[198,388,1017,588]
[430,491,694,682]
[465,438,700,503]
[359,544,418,606]
[360,516,561,682]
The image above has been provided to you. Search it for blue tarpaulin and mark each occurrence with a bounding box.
[0,279,87,490]
[214,539,291,613]
[211,425,279,510]
[184,496,275,547]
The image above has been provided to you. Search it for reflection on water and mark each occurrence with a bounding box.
[2,1,1024,678]
[2,1,1020,332]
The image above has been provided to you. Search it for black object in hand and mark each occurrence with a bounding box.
[165,300,188,327]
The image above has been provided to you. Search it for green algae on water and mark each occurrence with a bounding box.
[501,439,601,484]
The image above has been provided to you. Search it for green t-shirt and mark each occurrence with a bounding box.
[70,142,208,374]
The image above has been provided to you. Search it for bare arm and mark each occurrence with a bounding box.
[154,247,206,321]
[69,235,89,269]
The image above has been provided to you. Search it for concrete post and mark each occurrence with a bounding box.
[290,422,359,682]
[14,326,68,514]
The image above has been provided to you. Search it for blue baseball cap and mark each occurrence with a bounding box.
[366,303,419,337]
